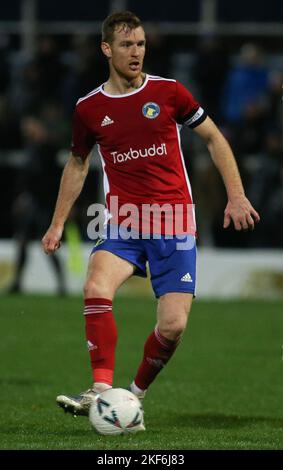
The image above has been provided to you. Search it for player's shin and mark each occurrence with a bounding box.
[133,326,180,393]
[84,298,117,389]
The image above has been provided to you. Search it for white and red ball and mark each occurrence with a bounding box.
[89,388,145,435]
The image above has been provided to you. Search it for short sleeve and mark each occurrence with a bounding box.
[70,107,96,159]
[175,81,207,128]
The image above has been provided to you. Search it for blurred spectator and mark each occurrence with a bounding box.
[193,34,229,123]
[8,103,69,295]
[222,43,270,124]
[246,130,283,247]
[0,35,10,94]
[0,95,22,149]
[9,36,67,116]
[232,102,267,158]
[9,61,42,116]
[266,70,283,130]
[62,35,108,115]
[143,31,171,77]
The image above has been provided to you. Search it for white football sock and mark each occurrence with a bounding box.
[93,382,112,393]
[130,381,147,397]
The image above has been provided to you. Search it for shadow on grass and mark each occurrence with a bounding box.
[169,413,283,430]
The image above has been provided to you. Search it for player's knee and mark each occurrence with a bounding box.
[83,278,111,299]
[158,316,187,341]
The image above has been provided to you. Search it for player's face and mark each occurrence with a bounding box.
[104,26,146,80]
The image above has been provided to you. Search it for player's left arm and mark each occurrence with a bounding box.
[193,116,260,231]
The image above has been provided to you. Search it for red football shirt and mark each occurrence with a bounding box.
[71,74,207,235]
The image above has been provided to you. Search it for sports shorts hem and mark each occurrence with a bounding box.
[154,288,196,299]
[91,246,147,278]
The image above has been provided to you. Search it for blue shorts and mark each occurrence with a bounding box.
[91,227,196,298]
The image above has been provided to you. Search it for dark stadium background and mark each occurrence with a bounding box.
[1,0,283,247]
[1,0,283,296]
[0,0,283,452]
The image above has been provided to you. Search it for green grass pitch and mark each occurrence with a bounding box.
[0,294,283,450]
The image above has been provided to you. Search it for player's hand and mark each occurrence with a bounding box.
[42,225,63,254]
[223,196,260,231]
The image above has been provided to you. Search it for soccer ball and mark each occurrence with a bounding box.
[89,388,145,435]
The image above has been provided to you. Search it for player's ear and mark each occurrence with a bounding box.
[101,42,112,59]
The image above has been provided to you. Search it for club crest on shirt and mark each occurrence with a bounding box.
[142,102,160,119]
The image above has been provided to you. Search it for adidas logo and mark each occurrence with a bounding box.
[146,357,165,368]
[101,115,114,127]
[87,340,97,351]
[180,272,193,282]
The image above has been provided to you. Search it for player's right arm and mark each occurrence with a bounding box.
[42,152,90,254]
